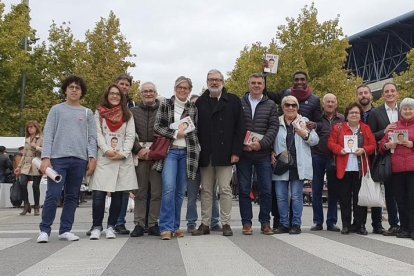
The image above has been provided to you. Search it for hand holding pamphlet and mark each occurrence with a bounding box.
[344,135,357,153]
[244,131,264,145]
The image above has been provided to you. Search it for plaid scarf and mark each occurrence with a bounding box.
[98,105,124,132]
[290,86,313,102]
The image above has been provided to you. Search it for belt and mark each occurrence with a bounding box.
[170,145,186,150]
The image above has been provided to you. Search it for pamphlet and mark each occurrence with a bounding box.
[105,132,124,151]
[169,116,196,134]
[244,130,264,145]
[344,135,357,153]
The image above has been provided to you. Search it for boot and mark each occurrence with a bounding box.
[19,202,31,215]
[34,206,40,216]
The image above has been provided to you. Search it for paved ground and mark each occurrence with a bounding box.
[0,199,413,276]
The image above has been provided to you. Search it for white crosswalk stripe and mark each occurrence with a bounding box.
[0,238,30,251]
[272,233,414,275]
[364,234,414,249]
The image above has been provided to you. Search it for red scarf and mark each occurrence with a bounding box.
[98,106,124,132]
[290,86,313,102]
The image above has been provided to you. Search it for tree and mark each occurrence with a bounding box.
[227,3,362,112]
[394,49,414,100]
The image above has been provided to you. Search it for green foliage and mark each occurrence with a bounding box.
[394,49,414,100]
[227,3,363,112]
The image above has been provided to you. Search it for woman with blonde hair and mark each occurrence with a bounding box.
[15,121,43,216]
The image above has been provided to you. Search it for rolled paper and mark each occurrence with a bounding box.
[32,157,62,183]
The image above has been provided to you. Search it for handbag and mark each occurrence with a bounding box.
[273,150,295,175]
[131,134,140,155]
[148,135,171,160]
[10,178,22,207]
[371,151,392,182]
[358,154,386,208]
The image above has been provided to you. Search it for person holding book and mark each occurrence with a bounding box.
[238,73,278,236]
[88,84,138,240]
[328,102,376,235]
[14,120,43,216]
[379,97,414,239]
[273,96,319,235]
[154,76,200,240]
[37,75,97,243]
[192,69,244,237]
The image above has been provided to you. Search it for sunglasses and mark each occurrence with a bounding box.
[284,103,298,108]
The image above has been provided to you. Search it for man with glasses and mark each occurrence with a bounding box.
[129,82,163,237]
[192,69,245,237]
[237,73,278,235]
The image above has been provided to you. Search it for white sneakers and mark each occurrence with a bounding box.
[58,232,80,241]
[37,232,49,243]
[106,227,116,239]
[90,229,102,240]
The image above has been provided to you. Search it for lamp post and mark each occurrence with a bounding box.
[19,0,29,136]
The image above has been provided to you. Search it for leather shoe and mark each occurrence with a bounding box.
[396,229,410,238]
[222,224,233,236]
[372,226,385,234]
[261,224,274,235]
[192,224,210,236]
[114,224,130,235]
[310,224,323,231]
[130,225,144,237]
[382,226,400,236]
[148,224,160,236]
[289,225,301,235]
[274,226,289,234]
[357,226,368,235]
[242,224,253,235]
[327,225,340,232]
[341,227,349,234]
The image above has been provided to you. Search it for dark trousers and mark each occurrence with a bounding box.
[92,190,123,229]
[392,172,414,232]
[338,171,367,228]
[19,174,42,206]
[271,180,280,228]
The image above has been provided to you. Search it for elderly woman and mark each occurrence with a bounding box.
[154,76,200,240]
[273,95,319,234]
[379,97,414,239]
[328,102,376,235]
[88,84,138,240]
[15,121,43,216]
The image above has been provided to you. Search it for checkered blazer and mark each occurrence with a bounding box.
[153,96,200,180]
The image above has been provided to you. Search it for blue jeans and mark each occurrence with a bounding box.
[159,149,187,233]
[237,157,272,226]
[275,180,304,228]
[186,171,220,228]
[39,157,87,235]
[116,192,130,226]
[312,155,338,226]
[92,190,123,229]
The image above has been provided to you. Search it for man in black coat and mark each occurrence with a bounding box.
[192,69,245,237]
[367,82,400,236]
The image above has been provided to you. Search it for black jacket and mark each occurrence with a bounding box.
[196,88,245,167]
[368,104,400,142]
[313,112,345,157]
[240,93,279,160]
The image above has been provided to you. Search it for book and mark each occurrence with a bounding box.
[169,116,196,134]
[292,117,308,131]
[244,131,264,145]
[344,135,357,153]
[393,129,408,144]
[105,132,124,151]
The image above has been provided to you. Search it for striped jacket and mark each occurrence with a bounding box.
[153,96,200,180]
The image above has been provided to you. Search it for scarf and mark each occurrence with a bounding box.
[98,105,124,132]
[290,86,313,102]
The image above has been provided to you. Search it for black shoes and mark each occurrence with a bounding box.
[327,225,340,232]
[357,225,368,235]
[310,224,323,231]
[192,224,210,236]
[372,226,385,234]
[341,227,350,234]
[148,224,160,236]
[274,226,290,234]
[114,224,130,235]
[130,225,144,237]
[396,229,410,239]
[382,226,400,236]
[289,225,301,235]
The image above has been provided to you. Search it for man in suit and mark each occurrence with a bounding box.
[367,82,400,236]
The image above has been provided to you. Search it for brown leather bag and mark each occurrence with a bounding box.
[148,135,171,160]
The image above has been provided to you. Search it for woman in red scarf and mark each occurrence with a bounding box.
[88,84,138,240]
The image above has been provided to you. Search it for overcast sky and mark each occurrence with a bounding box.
[3,0,414,97]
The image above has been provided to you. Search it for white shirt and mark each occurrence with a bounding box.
[248,94,263,119]
[172,99,187,148]
[385,102,398,123]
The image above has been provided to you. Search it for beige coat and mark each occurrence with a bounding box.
[18,135,43,176]
[89,111,138,192]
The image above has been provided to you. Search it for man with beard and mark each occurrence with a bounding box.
[356,85,384,234]
[192,69,245,237]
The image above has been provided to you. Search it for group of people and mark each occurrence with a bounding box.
[11,69,412,243]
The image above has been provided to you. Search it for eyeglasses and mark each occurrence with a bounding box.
[284,103,298,108]
[142,89,155,94]
[68,85,81,90]
[207,78,223,83]
[109,92,121,97]
[176,86,190,91]
[348,111,360,115]
[250,82,263,85]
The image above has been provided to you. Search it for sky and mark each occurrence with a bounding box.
[3,0,414,97]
